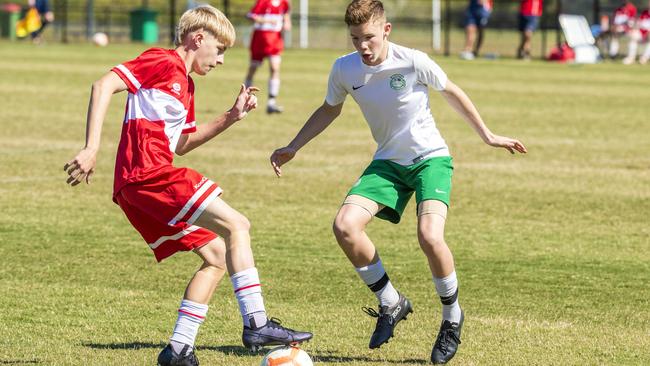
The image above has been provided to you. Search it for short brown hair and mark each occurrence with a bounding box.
[175,5,236,47]
[345,0,386,26]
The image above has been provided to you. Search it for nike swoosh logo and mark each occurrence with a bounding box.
[352,84,364,90]
[435,189,446,194]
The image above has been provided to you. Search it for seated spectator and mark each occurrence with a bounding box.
[623,1,650,64]
[608,0,637,58]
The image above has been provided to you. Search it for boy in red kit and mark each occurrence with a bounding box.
[608,0,637,58]
[244,0,291,114]
[517,0,543,60]
[64,5,311,366]
[621,1,650,64]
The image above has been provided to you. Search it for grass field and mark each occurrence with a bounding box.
[0,41,649,365]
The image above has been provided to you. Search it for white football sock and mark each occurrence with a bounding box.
[269,78,280,99]
[356,259,400,307]
[231,267,267,328]
[170,299,208,353]
[434,271,462,323]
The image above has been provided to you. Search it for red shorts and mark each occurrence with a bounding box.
[115,167,222,262]
[250,30,284,62]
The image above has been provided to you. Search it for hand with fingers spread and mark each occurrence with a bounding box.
[485,134,528,154]
[270,146,296,177]
[227,84,259,122]
[64,147,97,186]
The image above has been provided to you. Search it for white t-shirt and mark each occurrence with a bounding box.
[326,42,450,165]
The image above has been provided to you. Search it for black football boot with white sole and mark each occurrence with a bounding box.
[363,292,413,349]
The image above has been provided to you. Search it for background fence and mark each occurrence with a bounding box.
[1,0,646,58]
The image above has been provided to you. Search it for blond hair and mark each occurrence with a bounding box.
[175,5,235,47]
[345,0,386,26]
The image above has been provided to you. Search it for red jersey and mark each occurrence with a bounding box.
[613,3,637,26]
[520,0,543,17]
[248,0,290,33]
[111,48,196,198]
[482,0,493,12]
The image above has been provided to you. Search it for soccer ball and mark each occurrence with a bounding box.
[92,32,109,47]
[260,346,313,366]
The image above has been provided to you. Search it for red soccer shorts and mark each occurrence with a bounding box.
[250,30,284,62]
[115,167,222,262]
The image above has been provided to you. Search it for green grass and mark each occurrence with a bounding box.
[0,41,649,365]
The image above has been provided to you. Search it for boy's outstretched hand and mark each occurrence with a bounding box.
[270,146,297,177]
[64,147,97,186]
[486,134,528,154]
[228,84,259,122]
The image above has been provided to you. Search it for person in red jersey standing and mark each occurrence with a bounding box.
[517,0,543,60]
[64,5,311,365]
[244,0,292,114]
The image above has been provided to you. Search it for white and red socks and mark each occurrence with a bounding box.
[170,299,208,354]
[355,259,400,307]
[268,78,281,107]
[434,271,462,323]
[231,267,268,329]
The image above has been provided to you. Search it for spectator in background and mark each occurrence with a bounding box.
[623,1,650,65]
[460,0,493,60]
[29,0,54,44]
[517,0,543,60]
[608,0,637,59]
[244,0,291,114]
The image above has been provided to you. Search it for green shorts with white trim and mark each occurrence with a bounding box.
[347,156,453,224]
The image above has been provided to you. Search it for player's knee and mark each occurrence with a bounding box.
[220,213,251,237]
[418,228,446,252]
[332,215,361,241]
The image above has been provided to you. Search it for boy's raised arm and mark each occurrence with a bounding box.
[64,71,127,186]
[440,80,527,154]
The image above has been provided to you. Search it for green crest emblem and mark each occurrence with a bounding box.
[389,73,406,90]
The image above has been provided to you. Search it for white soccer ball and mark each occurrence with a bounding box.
[92,32,109,47]
[260,346,313,366]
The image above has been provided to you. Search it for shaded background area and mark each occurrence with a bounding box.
[1,0,647,58]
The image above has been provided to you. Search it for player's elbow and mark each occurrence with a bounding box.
[175,146,188,156]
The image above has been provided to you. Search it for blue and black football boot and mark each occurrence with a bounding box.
[242,317,313,352]
[430,311,464,364]
[157,344,199,366]
[363,292,413,349]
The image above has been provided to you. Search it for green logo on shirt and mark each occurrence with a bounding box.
[389,74,406,90]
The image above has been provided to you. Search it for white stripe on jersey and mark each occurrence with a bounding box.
[148,225,201,249]
[116,64,142,90]
[183,121,196,131]
[124,88,188,154]
[168,179,215,225]
[250,13,284,32]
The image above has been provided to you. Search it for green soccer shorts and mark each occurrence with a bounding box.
[347,156,453,224]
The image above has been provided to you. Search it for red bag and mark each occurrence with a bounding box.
[547,42,576,62]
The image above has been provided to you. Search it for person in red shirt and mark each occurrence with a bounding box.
[517,0,543,60]
[64,5,311,366]
[244,0,292,114]
[623,1,650,64]
[608,0,638,58]
[460,0,493,60]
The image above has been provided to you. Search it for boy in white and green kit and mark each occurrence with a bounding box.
[271,0,527,363]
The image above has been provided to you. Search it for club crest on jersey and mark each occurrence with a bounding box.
[389,74,406,90]
[171,82,182,95]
